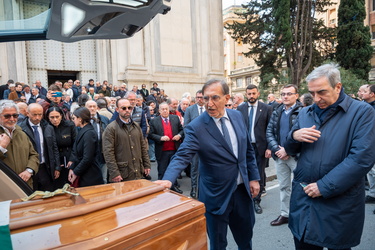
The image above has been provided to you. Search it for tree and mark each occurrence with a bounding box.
[225,0,336,89]
[336,0,373,81]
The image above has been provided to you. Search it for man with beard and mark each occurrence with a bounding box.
[167,97,184,125]
[0,100,39,188]
[103,98,151,182]
[238,84,272,214]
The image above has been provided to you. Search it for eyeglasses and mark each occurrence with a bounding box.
[120,106,133,111]
[2,114,19,119]
[281,92,297,97]
[203,95,221,102]
[195,96,203,99]
[225,104,232,107]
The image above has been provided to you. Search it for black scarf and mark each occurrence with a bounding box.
[313,88,345,123]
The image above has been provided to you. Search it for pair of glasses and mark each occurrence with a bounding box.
[195,96,203,99]
[2,114,19,119]
[225,104,232,107]
[120,106,133,111]
[281,92,297,97]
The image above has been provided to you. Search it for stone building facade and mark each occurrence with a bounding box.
[0,0,224,99]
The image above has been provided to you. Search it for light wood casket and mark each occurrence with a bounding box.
[8,180,207,249]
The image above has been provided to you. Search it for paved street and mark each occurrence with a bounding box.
[149,161,375,249]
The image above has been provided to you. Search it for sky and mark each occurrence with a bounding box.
[222,0,248,9]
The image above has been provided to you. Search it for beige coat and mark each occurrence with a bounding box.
[0,125,39,187]
[102,118,151,181]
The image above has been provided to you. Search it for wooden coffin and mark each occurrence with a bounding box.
[8,180,207,249]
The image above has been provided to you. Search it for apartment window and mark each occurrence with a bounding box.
[373,0,375,11]
[246,76,252,85]
[372,25,375,39]
[237,53,243,62]
[236,78,243,88]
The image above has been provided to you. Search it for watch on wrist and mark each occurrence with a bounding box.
[26,168,34,176]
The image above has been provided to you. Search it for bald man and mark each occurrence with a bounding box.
[16,102,28,124]
[233,93,244,110]
[20,103,60,191]
[85,100,110,183]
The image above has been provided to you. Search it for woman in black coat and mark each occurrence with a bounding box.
[68,107,103,187]
[46,106,76,189]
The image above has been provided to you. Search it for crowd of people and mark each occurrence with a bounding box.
[1,63,375,250]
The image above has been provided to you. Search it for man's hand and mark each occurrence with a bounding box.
[249,180,260,198]
[0,133,10,148]
[160,136,170,141]
[303,182,322,198]
[66,161,73,168]
[54,170,60,179]
[292,125,321,143]
[154,180,172,189]
[265,149,272,159]
[111,175,123,183]
[68,169,77,183]
[144,169,151,176]
[172,134,181,141]
[275,146,289,160]
[19,170,32,182]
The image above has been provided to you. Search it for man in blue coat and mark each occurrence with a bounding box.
[285,64,375,249]
[155,79,260,250]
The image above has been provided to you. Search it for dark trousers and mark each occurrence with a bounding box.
[294,237,351,250]
[157,150,176,180]
[205,184,255,250]
[252,143,267,203]
[190,153,199,188]
[33,163,54,191]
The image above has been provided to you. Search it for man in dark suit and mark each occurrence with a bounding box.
[267,93,280,110]
[184,89,205,198]
[85,100,109,183]
[238,84,272,214]
[28,88,46,104]
[20,103,60,191]
[155,79,260,250]
[149,102,184,193]
[35,80,48,97]
[0,79,13,100]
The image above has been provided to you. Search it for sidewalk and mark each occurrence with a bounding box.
[266,158,277,183]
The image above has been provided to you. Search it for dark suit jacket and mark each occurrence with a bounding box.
[148,115,184,161]
[237,101,272,154]
[184,103,204,126]
[20,118,61,176]
[28,94,46,104]
[70,124,104,187]
[162,110,260,215]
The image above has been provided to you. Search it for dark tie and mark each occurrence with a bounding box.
[91,119,100,139]
[220,117,233,152]
[248,105,254,140]
[32,126,42,162]
[164,118,169,125]
[200,107,203,115]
